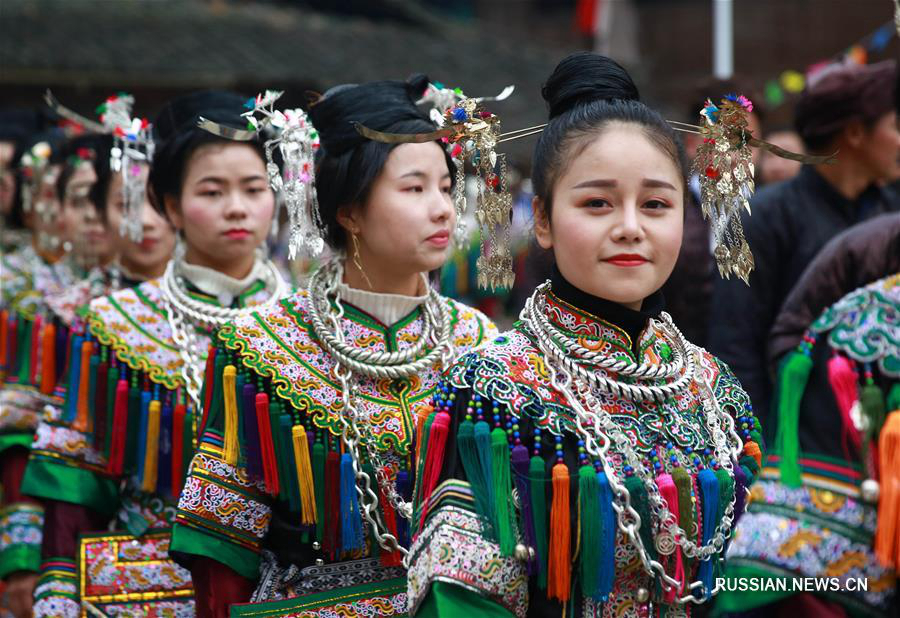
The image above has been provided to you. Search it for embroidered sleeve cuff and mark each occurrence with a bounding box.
[408,500,527,618]
[21,453,119,516]
[0,502,43,578]
[170,449,271,580]
[33,557,80,618]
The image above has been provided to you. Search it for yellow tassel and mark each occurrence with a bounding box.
[223,365,239,465]
[292,424,317,525]
[141,400,161,492]
[73,341,94,433]
[875,410,900,571]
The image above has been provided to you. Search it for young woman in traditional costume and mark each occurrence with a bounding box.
[717,214,900,618]
[408,53,763,618]
[167,75,497,617]
[20,90,289,617]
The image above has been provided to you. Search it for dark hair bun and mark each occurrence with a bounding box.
[308,75,433,157]
[542,52,640,119]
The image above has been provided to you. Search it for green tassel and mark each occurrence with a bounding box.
[491,428,517,556]
[17,319,31,384]
[739,454,760,482]
[624,475,656,562]
[861,382,887,442]
[775,350,813,488]
[577,465,600,598]
[671,467,695,572]
[457,420,496,541]
[205,352,226,431]
[888,384,900,412]
[414,411,437,507]
[313,440,326,545]
[529,456,549,590]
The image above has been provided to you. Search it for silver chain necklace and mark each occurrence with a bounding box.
[520,282,744,603]
[159,257,289,411]
[307,261,456,558]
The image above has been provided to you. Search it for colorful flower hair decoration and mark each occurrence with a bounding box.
[97,93,155,243]
[199,90,323,259]
[355,86,518,291]
[19,141,54,215]
[45,90,155,243]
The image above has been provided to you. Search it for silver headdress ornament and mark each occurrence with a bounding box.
[44,90,155,243]
[357,85,518,291]
[416,83,515,254]
[198,90,324,260]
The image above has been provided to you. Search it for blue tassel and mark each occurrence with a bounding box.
[158,402,173,497]
[339,453,364,552]
[697,468,720,599]
[242,382,262,480]
[135,391,152,486]
[596,469,616,600]
[396,471,411,547]
[64,336,84,422]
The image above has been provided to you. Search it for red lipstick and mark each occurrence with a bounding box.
[426,230,450,248]
[604,253,648,267]
[224,229,251,240]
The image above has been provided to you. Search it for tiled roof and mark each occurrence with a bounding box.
[1,0,572,160]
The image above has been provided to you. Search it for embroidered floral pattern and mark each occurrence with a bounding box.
[218,290,496,454]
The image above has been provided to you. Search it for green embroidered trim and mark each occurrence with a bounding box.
[217,297,460,450]
[87,294,183,390]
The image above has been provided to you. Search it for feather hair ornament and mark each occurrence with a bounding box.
[199,90,324,260]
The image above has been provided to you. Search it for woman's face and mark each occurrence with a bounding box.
[59,162,116,265]
[30,163,63,242]
[534,123,684,310]
[106,164,175,278]
[341,141,455,281]
[165,142,274,278]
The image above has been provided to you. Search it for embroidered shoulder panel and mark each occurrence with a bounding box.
[446,322,748,454]
[811,273,900,378]
[218,291,496,454]
[88,280,189,390]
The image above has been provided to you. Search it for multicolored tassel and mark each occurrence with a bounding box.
[658,473,685,602]
[417,411,449,527]
[457,419,496,540]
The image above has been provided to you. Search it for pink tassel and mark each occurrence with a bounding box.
[828,355,861,453]
[657,473,685,602]
[418,411,450,528]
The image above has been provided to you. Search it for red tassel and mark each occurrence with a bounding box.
[324,451,341,560]
[658,473,685,601]
[548,463,571,602]
[40,322,57,395]
[199,345,216,435]
[418,411,450,528]
[29,315,42,386]
[107,379,129,475]
[255,393,279,496]
[0,309,8,370]
[378,467,403,567]
[172,403,186,497]
[828,355,862,452]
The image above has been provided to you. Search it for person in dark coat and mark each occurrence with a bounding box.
[709,60,900,429]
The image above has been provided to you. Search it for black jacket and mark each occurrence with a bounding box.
[708,167,900,428]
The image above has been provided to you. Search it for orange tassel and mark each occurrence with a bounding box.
[547,463,571,602]
[414,405,433,463]
[40,322,56,395]
[875,411,900,571]
[73,341,94,433]
[744,441,762,468]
